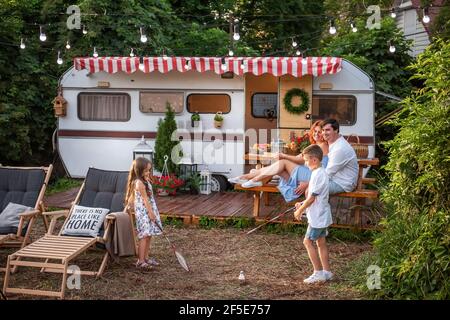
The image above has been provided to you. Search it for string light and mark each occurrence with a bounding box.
[185,59,191,70]
[389,41,396,53]
[240,59,245,70]
[292,38,298,48]
[422,7,430,24]
[140,27,147,43]
[233,19,240,41]
[390,8,397,18]
[39,26,47,42]
[302,56,307,64]
[139,57,145,71]
[329,20,336,35]
[221,57,227,71]
[57,51,63,65]
[7,9,416,62]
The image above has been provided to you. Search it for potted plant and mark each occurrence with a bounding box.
[185,173,201,194]
[152,174,184,196]
[287,132,311,155]
[214,111,223,128]
[191,112,200,127]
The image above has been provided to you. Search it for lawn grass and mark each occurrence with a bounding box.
[46,177,83,195]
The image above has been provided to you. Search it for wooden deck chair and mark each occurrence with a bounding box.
[2,167,130,299]
[0,165,53,251]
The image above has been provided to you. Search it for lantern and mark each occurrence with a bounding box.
[179,157,198,180]
[133,136,153,162]
[199,167,212,195]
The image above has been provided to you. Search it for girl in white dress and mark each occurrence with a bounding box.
[125,157,162,269]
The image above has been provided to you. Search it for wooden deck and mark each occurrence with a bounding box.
[46,189,380,229]
[156,191,379,229]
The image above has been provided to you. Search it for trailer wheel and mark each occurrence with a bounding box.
[211,175,228,192]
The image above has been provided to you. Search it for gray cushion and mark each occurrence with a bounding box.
[0,202,34,231]
[61,205,110,237]
[0,168,45,212]
[78,168,128,212]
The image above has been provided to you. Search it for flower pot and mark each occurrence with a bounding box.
[157,188,169,196]
[191,120,200,127]
[214,120,223,128]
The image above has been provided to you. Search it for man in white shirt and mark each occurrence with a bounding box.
[295,118,358,195]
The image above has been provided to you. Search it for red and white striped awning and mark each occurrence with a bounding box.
[74,57,342,77]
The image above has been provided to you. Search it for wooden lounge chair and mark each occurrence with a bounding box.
[2,167,130,299]
[0,165,53,251]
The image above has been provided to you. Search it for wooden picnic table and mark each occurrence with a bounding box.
[244,153,379,189]
[240,153,380,228]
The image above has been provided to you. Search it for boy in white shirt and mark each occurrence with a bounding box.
[294,144,333,284]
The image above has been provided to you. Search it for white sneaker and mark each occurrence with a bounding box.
[228,177,249,184]
[241,180,263,188]
[322,270,333,281]
[303,272,326,284]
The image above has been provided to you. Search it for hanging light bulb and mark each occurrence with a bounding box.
[162,54,168,60]
[39,26,47,42]
[65,40,71,50]
[82,25,88,35]
[140,27,147,43]
[422,8,430,24]
[93,46,98,58]
[389,42,396,53]
[57,51,63,65]
[185,59,191,70]
[302,57,307,64]
[139,59,145,71]
[295,50,301,56]
[292,38,298,48]
[351,23,357,33]
[129,48,135,57]
[228,49,234,56]
[240,59,245,70]
[329,21,336,35]
[221,57,227,71]
[233,19,240,41]
[390,8,397,19]
[20,38,25,49]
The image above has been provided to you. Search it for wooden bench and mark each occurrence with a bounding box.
[235,156,379,229]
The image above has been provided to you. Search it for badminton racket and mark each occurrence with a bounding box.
[246,206,296,235]
[155,221,190,272]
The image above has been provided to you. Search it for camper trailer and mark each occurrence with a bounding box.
[57,57,375,191]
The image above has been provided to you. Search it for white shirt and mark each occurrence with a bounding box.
[307,167,332,228]
[326,136,359,192]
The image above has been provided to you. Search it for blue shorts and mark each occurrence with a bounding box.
[305,225,329,241]
[277,156,329,202]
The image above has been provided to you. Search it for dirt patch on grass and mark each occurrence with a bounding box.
[1,221,372,300]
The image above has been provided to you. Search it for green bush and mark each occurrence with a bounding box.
[373,39,450,299]
[154,103,182,174]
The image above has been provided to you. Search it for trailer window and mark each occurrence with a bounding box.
[139,92,183,113]
[78,93,130,121]
[312,95,356,126]
[251,93,278,119]
[186,94,231,114]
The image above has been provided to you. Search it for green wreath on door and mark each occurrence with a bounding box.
[283,88,309,115]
